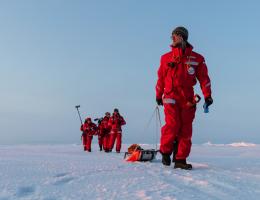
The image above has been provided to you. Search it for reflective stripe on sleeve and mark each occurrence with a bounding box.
[205,82,211,88]
[163,98,176,104]
[188,56,197,59]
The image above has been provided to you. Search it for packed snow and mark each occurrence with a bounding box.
[0,143,260,200]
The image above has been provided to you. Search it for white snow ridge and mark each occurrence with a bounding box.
[0,144,260,200]
[228,142,256,147]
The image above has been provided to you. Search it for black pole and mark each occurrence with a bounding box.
[75,105,83,125]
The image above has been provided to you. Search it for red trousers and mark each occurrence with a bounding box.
[160,102,196,159]
[98,135,103,149]
[103,133,110,151]
[82,134,93,152]
[82,134,87,151]
[99,129,110,151]
[109,131,122,152]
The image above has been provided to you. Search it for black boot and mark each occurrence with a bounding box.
[172,140,178,163]
[99,145,103,151]
[174,159,192,170]
[161,153,171,166]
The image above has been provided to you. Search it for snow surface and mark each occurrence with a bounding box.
[0,143,260,200]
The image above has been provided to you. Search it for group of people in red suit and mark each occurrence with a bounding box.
[80,108,126,153]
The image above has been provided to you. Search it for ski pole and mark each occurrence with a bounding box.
[75,105,83,125]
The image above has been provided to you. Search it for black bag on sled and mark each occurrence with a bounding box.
[124,144,158,162]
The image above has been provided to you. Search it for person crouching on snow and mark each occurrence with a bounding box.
[81,117,98,152]
[108,109,126,153]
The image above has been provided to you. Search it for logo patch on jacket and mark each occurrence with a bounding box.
[187,66,195,75]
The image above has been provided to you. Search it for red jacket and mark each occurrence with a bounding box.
[100,116,111,130]
[97,116,111,136]
[81,122,97,136]
[108,114,126,132]
[156,44,211,104]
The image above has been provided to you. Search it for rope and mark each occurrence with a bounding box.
[141,106,163,151]
[144,107,157,131]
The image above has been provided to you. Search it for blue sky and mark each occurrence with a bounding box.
[0,0,260,144]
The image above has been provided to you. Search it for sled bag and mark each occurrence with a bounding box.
[125,149,157,162]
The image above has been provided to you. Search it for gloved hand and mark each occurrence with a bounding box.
[203,96,213,113]
[156,98,163,106]
[205,96,213,107]
[167,62,175,68]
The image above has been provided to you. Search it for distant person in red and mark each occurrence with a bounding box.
[108,109,126,153]
[80,122,88,151]
[95,118,104,151]
[95,112,111,151]
[81,117,97,152]
[100,112,111,152]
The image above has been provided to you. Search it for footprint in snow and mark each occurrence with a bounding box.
[54,172,69,178]
[53,176,75,186]
[15,186,36,197]
[45,172,76,186]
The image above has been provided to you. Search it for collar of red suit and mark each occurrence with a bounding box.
[170,42,193,63]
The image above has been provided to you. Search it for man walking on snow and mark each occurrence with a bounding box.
[108,108,126,153]
[81,117,98,152]
[99,112,111,152]
[155,26,213,169]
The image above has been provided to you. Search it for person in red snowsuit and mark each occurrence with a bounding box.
[99,112,111,152]
[95,118,104,151]
[96,112,111,151]
[81,117,97,152]
[108,109,126,153]
[156,27,213,169]
[80,123,87,151]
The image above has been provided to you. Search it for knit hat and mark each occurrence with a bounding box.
[172,26,189,41]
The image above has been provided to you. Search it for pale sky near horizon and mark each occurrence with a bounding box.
[1,0,260,144]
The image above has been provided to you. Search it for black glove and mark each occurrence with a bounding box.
[156,98,163,106]
[167,62,175,68]
[205,96,213,107]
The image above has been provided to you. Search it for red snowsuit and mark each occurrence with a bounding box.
[99,116,111,151]
[108,113,126,152]
[80,124,87,151]
[96,121,103,151]
[156,44,212,159]
[81,120,97,152]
